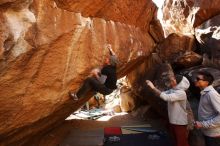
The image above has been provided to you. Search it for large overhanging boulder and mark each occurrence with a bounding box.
[0,0,158,145]
[54,0,158,31]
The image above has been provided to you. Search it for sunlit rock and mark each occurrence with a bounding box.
[0,1,35,70]
[120,86,136,112]
[162,0,220,36]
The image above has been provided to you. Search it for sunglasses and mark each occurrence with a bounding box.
[195,77,205,82]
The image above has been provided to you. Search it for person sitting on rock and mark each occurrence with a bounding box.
[146,75,190,146]
[69,44,118,101]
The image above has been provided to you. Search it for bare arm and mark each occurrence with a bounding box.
[106,44,115,56]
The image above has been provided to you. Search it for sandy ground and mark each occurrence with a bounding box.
[38,105,168,146]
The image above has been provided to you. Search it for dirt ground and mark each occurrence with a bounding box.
[38,105,168,146]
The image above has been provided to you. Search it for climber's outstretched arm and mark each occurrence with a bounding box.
[106,44,115,56]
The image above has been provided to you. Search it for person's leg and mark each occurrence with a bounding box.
[169,124,177,146]
[72,77,113,100]
[205,136,212,146]
[172,124,189,146]
[95,86,113,95]
[85,102,89,110]
[204,136,220,146]
[215,137,220,145]
[88,78,113,95]
[77,77,112,97]
[76,77,96,98]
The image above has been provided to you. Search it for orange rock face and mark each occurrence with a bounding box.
[54,0,157,30]
[0,0,158,145]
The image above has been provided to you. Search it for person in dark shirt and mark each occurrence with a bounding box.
[101,60,117,90]
[69,45,118,101]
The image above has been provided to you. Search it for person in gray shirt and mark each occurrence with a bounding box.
[146,75,190,146]
[194,71,220,146]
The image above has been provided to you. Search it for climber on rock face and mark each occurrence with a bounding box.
[69,44,118,101]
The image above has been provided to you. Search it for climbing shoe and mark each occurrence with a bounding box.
[69,91,79,101]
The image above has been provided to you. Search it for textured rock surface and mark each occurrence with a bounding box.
[54,0,158,30]
[0,0,157,145]
[161,0,220,70]
[149,13,165,43]
[195,14,220,69]
[162,0,220,36]
[120,86,136,112]
[0,0,35,71]
[0,0,31,10]
[127,60,174,119]
[173,51,202,68]
[157,33,202,68]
